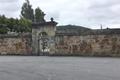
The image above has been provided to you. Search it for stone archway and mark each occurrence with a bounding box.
[32,19,57,55]
[38,32,49,56]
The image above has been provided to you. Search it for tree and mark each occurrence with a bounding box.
[19,18,32,32]
[35,7,45,23]
[0,24,8,34]
[21,0,34,22]
[0,15,7,24]
[0,14,32,34]
[0,15,8,34]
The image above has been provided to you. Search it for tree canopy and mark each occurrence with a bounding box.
[21,0,45,23]
[0,15,31,34]
[0,0,46,34]
[35,7,45,23]
[21,0,34,22]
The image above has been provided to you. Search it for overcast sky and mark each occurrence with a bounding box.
[0,0,120,29]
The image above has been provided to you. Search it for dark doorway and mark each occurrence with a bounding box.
[38,32,49,56]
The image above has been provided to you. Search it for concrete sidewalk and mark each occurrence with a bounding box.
[0,56,119,80]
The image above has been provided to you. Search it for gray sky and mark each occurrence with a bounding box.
[0,0,120,29]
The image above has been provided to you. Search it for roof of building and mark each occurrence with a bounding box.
[32,21,57,28]
[0,33,31,38]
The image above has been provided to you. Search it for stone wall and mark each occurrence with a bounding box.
[55,34,120,57]
[32,22,57,55]
[0,34,32,55]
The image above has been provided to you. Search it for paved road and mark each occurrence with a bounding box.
[0,56,119,80]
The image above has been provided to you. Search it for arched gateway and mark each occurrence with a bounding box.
[32,18,57,56]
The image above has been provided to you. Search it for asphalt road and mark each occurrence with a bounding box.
[0,56,119,80]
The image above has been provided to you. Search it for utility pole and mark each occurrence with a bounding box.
[100,24,103,30]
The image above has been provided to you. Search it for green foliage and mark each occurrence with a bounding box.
[21,0,34,22]
[0,0,46,34]
[21,0,46,23]
[35,7,45,23]
[57,25,91,31]
[0,24,8,34]
[0,15,9,34]
[18,18,32,32]
[57,25,91,35]
[0,15,32,34]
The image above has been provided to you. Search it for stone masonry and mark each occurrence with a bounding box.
[0,20,120,56]
[55,34,120,57]
[0,34,32,55]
